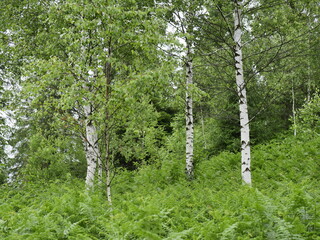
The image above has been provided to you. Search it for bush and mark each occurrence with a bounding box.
[295,92,320,135]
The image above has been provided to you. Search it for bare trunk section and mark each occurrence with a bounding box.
[234,0,251,185]
[97,155,103,181]
[307,15,311,102]
[307,70,311,102]
[201,108,207,149]
[84,104,100,188]
[292,80,297,136]
[105,139,112,205]
[185,47,194,180]
[103,111,112,205]
[104,47,112,205]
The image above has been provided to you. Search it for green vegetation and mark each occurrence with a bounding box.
[1,0,319,239]
[1,133,319,239]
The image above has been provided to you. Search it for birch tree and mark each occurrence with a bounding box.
[104,46,112,204]
[233,0,251,185]
[197,0,317,181]
[185,42,194,179]
[2,0,172,191]
[164,0,207,179]
[83,103,100,188]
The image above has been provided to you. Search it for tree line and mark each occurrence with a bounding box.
[0,0,319,202]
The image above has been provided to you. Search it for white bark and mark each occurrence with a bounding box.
[185,51,194,179]
[97,156,102,180]
[234,0,251,185]
[292,80,297,136]
[84,104,100,188]
[105,125,112,205]
[106,146,112,205]
[105,57,112,205]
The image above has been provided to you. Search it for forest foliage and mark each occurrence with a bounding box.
[1,132,320,239]
[0,0,320,238]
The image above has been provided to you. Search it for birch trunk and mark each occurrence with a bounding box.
[84,104,100,188]
[105,134,112,205]
[105,53,112,205]
[292,80,297,136]
[307,15,311,102]
[97,154,102,181]
[307,70,311,102]
[201,108,207,149]
[185,49,194,180]
[234,0,251,185]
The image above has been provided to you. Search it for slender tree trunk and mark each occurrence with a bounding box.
[307,14,311,102]
[79,26,101,188]
[83,104,100,188]
[97,155,103,181]
[105,134,112,205]
[234,0,251,185]
[292,79,297,136]
[94,72,103,182]
[201,108,207,149]
[105,47,112,205]
[185,46,194,180]
[307,70,311,102]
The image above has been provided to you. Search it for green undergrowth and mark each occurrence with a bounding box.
[1,134,320,239]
